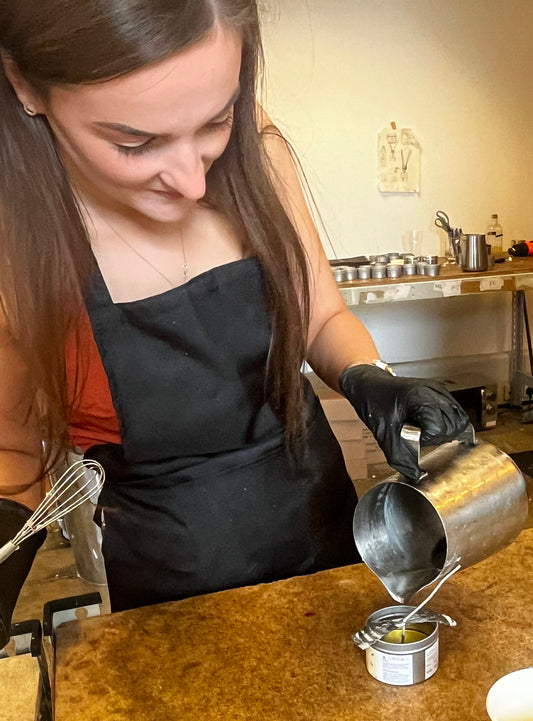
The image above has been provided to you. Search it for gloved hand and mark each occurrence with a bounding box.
[339,364,470,482]
[0,498,46,648]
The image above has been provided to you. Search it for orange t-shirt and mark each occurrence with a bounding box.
[65,308,121,452]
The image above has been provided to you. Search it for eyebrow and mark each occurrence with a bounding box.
[93,85,241,138]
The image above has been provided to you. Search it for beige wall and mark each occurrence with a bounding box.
[261,0,533,259]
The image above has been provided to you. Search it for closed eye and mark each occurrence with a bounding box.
[114,138,155,157]
[205,112,234,133]
[113,111,234,157]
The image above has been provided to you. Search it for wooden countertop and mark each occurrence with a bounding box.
[54,528,533,721]
[0,655,40,721]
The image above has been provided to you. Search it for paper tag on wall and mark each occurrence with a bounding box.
[377,126,421,193]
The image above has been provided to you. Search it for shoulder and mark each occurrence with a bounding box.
[256,103,279,134]
[255,105,320,264]
[257,105,293,164]
[255,105,309,214]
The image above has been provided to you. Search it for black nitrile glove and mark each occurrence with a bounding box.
[0,499,46,648]
[339,364,470,482]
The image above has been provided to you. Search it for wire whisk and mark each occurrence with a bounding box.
[0,459,105,564]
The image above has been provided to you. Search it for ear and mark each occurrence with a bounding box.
[1,52,45,115]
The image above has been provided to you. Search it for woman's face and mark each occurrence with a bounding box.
[39,24,242,225]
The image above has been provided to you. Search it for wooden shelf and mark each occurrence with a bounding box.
[337,257,533,307]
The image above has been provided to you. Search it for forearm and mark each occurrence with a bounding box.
[306,306,379,392]
[0,497,47,648]
[0,416,47,649]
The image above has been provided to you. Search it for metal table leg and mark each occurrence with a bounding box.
[511,289,533,405]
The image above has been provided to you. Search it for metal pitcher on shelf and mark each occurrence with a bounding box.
[458,233,489,271]
[352,424,528,602]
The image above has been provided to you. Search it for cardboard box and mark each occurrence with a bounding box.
[329,420,364,441]
[337,438,366,460]
[344,456,368,480]
[332,436,367,480]
[318,388,362,423]
[362,427,387,464]
[316,384,384,473]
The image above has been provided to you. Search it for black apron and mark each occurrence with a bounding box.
[84,257,359,611]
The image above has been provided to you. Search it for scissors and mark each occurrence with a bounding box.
[434,210,452,234]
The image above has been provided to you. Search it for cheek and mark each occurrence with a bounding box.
[203,131,233,164]
[46,116,153,190]
[77,145,154,187]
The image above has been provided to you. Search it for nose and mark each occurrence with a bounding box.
[158,141,206,201]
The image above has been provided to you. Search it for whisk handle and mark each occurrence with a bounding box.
[0,540,19,564]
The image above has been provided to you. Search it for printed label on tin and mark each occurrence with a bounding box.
[367,648,414,686]
[425,638,439,678]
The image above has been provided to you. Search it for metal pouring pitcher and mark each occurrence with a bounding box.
[352,425,528,602]
[458,233,489,271]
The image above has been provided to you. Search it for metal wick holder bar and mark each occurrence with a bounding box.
[352,608,456,650]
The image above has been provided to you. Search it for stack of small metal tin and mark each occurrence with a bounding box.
[332,253,441,282]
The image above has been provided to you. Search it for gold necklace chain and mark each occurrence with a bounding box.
[95,214,189,288]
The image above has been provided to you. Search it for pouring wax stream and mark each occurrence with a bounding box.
[398,564,461,642]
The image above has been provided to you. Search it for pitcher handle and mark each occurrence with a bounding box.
[400,423,476,463]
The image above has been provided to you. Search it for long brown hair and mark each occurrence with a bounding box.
[0,0,310,476]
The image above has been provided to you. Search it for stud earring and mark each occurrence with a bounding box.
[23,104,37,117]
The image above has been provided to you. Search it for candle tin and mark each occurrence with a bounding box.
[332,265,351,282]
[416,261,427,275]
[403,263,417,276]
[371,264,387,279]
[386,263,403,278]
[345,266,358,281]
[375,255,389,265]
[425,263,441,277]
[357,265,373,280]
[364,606,439,686]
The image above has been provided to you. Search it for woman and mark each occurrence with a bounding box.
[0,0,467,640]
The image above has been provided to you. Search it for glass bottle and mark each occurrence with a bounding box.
[487,213,503,255]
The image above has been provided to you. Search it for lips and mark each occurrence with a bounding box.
[152,189,184,200]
